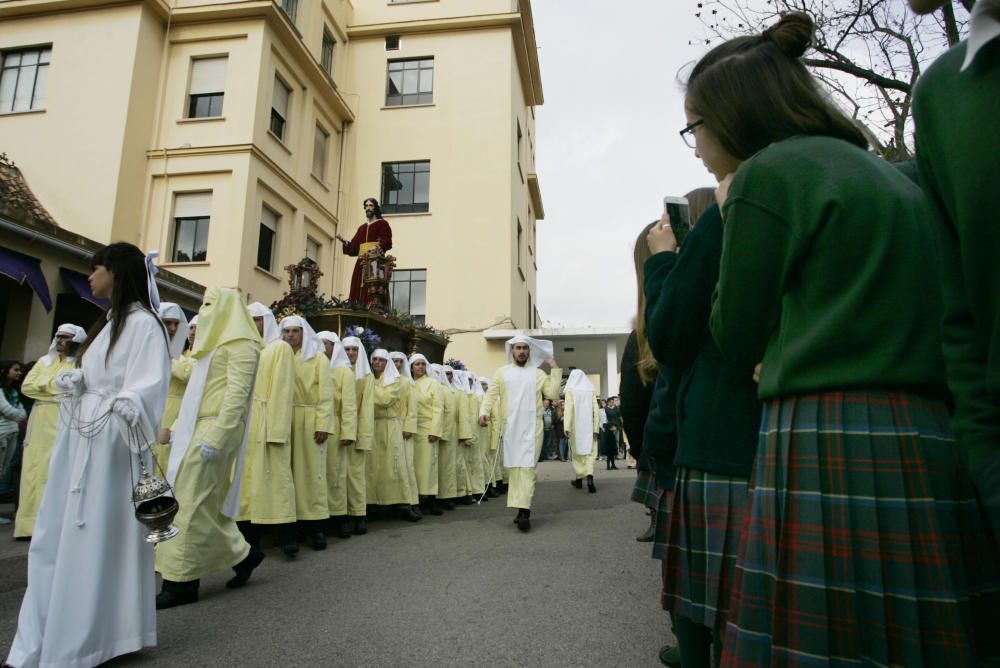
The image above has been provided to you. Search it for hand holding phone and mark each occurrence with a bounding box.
[663,196,691,247]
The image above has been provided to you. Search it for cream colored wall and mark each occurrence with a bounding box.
[0,4,147,245]
[342,28,515,347]
[508,44,536,329]
[351,0,515,25]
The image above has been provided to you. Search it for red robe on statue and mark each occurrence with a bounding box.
[342,218,392,304]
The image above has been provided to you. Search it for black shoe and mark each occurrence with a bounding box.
[486,486,500,498]
[636,512,656,542]
[226,547,265,589]
[331,517,352,539]
[399,505,422,522]
[352,517,367,535]
[425,497,444,516]
[658,644,681,667]
[440,499,456,510]
[587,475,596,493]
[516,510,531,533]
[156,586,199,610]
[281,539,300,557]
[311,532,327,550]
[571,478,583,489]
[457,495,475,506]
[411,505,424,518]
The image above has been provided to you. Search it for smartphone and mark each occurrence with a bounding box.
[663,196,691,247]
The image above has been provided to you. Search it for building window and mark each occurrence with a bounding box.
[321,28,336,76]
[270,76,290,140]
[381,161,429,214]
[516,218,523,274]
[516,119,524,181]
[0,46,51,113]
[305,236,321,262]
[172,192,211,263]
[187,57,226,118]
[313,124,329,180]
[280,0,297,23]
[385,36,400,51]
[258,206,278,271]
[389,269,427,325]
[386,58,433,107]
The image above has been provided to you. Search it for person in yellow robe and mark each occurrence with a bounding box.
[342,336,375,535]
[156,288,263,608]
[473,374,500,499]
[235,303,295,554]
[367,350,420,521]
[155,303,192,473]
[279,315,334,551]
[408,354,444,515]
[479,336,561,532]
[389,352,420,514]
[564,369,599,493]
[316,331,358,540]
[479,376,507,495]
[14,323,86,539]
[461,370,487,501]
[430,364,458,511]
[445,366,475,506]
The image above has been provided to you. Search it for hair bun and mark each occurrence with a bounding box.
[763,11,813,59]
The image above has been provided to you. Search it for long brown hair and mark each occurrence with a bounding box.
[76,242,165,363]
[633,221,659,385]
[685,12,866,160]
[685,187,716,227]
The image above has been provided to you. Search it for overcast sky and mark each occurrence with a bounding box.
[532,0,714,329]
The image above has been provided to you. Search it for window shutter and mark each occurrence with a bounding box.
[190,57,227,95]
[272,78,290,116]
[174,192,212,218]
[261,206,279,230]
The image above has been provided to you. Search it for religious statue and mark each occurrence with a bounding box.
[336,197,392,305]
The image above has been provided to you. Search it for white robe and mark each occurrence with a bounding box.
[6,306,170,668]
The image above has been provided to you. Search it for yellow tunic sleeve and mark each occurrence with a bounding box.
[172,355,195,382]
[403,382,418,434]
[355,375,375,451]
[372,378,401,409]
[542,368,563,401]
[480,371,504,419]
[21,358,64,401]
[314,356,335,434]
[335,366,358,442]
[591,396,600,435]
[428,383,444,439]
[456,389,473,441]
[564,394,575,434]
[204,341,258,452]
[262,341,294,445]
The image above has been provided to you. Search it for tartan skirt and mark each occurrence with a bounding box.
[661,468,749,630]
[720,390,1000,668]
[651,488,674,561]
[631,468,660,509]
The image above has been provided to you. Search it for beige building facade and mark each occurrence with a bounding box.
[0,0,543,374]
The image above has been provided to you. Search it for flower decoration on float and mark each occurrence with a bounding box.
[445,358,466,371]
[342,324,382,352]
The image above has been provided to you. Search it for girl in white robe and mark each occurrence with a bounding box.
[6,243,171,668]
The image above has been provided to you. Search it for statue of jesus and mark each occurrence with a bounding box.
[337,197,393,304]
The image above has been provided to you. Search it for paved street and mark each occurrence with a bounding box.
[0,464,674,667]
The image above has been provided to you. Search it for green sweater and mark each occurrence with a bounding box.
[710,135,947,400]
[913,38,1000,476]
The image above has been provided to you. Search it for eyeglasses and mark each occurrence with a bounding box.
[679,119,703,149]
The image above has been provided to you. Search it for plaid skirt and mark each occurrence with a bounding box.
[631,468,660,509]
[720,390,1000,668]
[651,488,674,561]
[661,468,749,630]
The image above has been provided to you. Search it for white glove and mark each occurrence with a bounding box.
[112,399,140,427]
[54,369,85,394]
[199,443,221,460]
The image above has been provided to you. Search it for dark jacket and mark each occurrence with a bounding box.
[642,366,678,491]
[619,330,654,468]
[644,203,761,478]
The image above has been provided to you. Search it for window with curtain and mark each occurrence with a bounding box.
[270,76,291,140]
[0,46,51,113]
[187,56,227,118]
[322,28,336,76]
[172,192,212,262]
[313,124,329,179]
[258,206,278,271]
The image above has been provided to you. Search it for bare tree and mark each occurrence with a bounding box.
[690,0,970,160]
